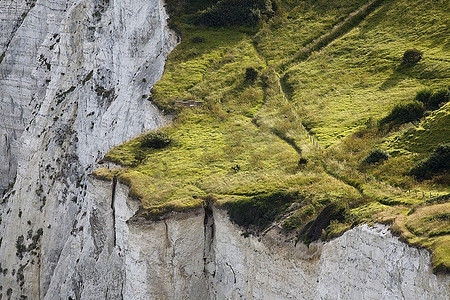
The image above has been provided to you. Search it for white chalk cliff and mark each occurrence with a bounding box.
[0,0,176,297]
[0,0,448,299]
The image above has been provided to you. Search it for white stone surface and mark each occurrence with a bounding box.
[316,224,449,300]
[102,204,450,300]
[0,0,177,298]
[210,208,321,300]
[209,209,450,299]
[124,210,209,300]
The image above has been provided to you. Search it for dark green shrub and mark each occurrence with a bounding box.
[415,88,433,104]
[231,164,241,172]
[380,101,425,125]
[245,67,258,82]
[191,36,205,43]
[225,191,299,230]
[363,149,389,164]
[194,0,275,27]
[415,87,450,110]
[428,88,450,110]
[141,131,171,149]
[409,143,450,179]
[298,158,308,166]
[402,49,423,65]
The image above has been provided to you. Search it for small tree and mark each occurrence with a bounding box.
[380,101,425,125]
[245,67,258,82]
[415,87,450,110]
[363,149,389,164]
[402,49,423,65]
[141,131,171,149]
[409,143,450,179]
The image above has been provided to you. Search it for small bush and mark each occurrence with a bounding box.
[402,49,423,65]
[141,131,171,149]
[415,88,433,103]
[298,158,308,166]
[245,67,258,82]
[191,36,205,43]
[415,87,450,110]
[231,164,241,172]
[428,88,450,110]
[409,143,450,179]
[363,149,389,164]
[380,101,424,125]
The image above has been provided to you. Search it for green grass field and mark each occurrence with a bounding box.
[94,0,450,272]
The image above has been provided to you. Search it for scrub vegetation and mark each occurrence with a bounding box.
[93,0,450,272]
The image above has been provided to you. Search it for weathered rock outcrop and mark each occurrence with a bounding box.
[79,182,450,299]
[210,209,450,299]
[0,0,177,298]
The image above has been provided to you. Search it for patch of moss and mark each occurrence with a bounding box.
[431,236,450,273]
[91,167,115,181]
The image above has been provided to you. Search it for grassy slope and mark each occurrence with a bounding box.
[95,0,450,271]
[284,0,450,147]
[254,0,368,65]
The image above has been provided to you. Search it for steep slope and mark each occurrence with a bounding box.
[0,0,176,298]
[102,0,450,274]
[77,185,450,299]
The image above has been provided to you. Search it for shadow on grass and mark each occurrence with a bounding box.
[379,64,412,90]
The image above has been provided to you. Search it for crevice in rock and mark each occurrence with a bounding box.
[203,200,216,295]
[111,176,118,247]
[0,0,37,65]
[226,262,237,284]
[204,202,215,251]
[164,220,170,248]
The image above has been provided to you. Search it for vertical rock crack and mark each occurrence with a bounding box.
[111,175,118,247]
[203,201,216,296]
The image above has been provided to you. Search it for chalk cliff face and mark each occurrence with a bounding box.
[0,0,449,299]
[0,0,176,298]
[0,0,177,193]
[210,209,450,300]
